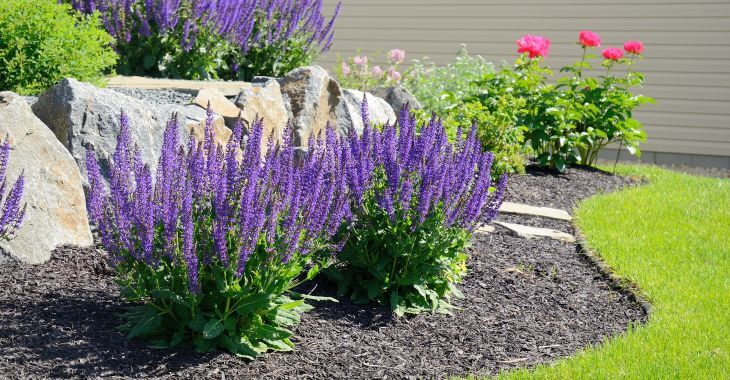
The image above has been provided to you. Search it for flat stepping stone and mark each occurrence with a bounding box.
[107,76,251,97]
[499,201,572,221]
[495,222,576,243]
[474,224,496,234]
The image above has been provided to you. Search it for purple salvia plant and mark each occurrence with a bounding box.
[346,101,508,231]
[68,0,341,72]
[0,137,26,240]
[86,109,350,292]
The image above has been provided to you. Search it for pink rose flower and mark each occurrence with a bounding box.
[516,34,550,58]
[578,30,601,48]
[388,49,406,64]
[353,56,368,66]
[602,47,624,61]
[387,67,401,82]
[372,65,384,77]
[624,41,644,55]
[341,62,351,76]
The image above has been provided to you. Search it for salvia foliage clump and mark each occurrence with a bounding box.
[86,111,350,357]
[0,137,26,240]
[67,0,341,81]
[327,99,508,316]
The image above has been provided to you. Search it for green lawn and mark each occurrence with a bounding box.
[500,165,730,379]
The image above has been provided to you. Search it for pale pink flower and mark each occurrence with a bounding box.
[353,56,368,66]
[388,49,406,64]
[341,62,351,76]
[372,65,384,77]
[387,67,401,82]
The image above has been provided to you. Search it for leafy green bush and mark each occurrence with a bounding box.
[403,45,495,112]
[557,46,653,166]
[415,98,527,176]
[0,0,116,95]
[403,46,526,175]
[327,102,508,316]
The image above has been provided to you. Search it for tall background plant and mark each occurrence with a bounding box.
[67,0,341,80]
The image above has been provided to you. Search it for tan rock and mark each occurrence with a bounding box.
[0,92,93,264]
[194,88,243,119]
[233,78,287,144]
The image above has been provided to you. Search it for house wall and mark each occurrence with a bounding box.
[318,0,730,168]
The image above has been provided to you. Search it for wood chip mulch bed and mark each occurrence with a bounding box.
[0,165,647,379]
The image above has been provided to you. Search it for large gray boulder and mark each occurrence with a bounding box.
[32,79,228,186]
[338,89,396,135]
[370,85,423,113]
[0,92,93,264]
[279,66,342,147]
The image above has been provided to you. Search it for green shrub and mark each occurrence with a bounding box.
[403,46,526,175]
[0,0,116,95]
[415,98,527,176]
[403,45,495,112]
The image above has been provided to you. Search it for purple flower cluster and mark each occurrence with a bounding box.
[0,137,26,240]
[347,98,508,231]
[67,0,341,54]
[86,110,349,294]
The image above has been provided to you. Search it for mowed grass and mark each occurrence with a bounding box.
[500,165,730,379]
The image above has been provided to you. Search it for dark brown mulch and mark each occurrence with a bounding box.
[0,166,646,379]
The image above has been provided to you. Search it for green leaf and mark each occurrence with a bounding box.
[306,264,321,281]
[126,308,162,341]
[291,292,339,304]
[202,319,224,339]
[236,293,273,315]
[253,324,293,342]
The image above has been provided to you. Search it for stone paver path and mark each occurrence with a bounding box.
[495,221,576,243]
[499,201,573,221]
[475,202,576,243]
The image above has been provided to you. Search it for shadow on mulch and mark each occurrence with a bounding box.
[0,166,647,379]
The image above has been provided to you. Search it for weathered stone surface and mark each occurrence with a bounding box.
[279,66,342,146]
[495,222,576,243]
[33,79,165,184]
[0,92,93,264]
[337,89,396,135]
[233,77,287,143]
[182,105,233,149]
[370,85,423,113]
[194,88,242,119]
[32,79,230,186]
[499,202,573,221]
